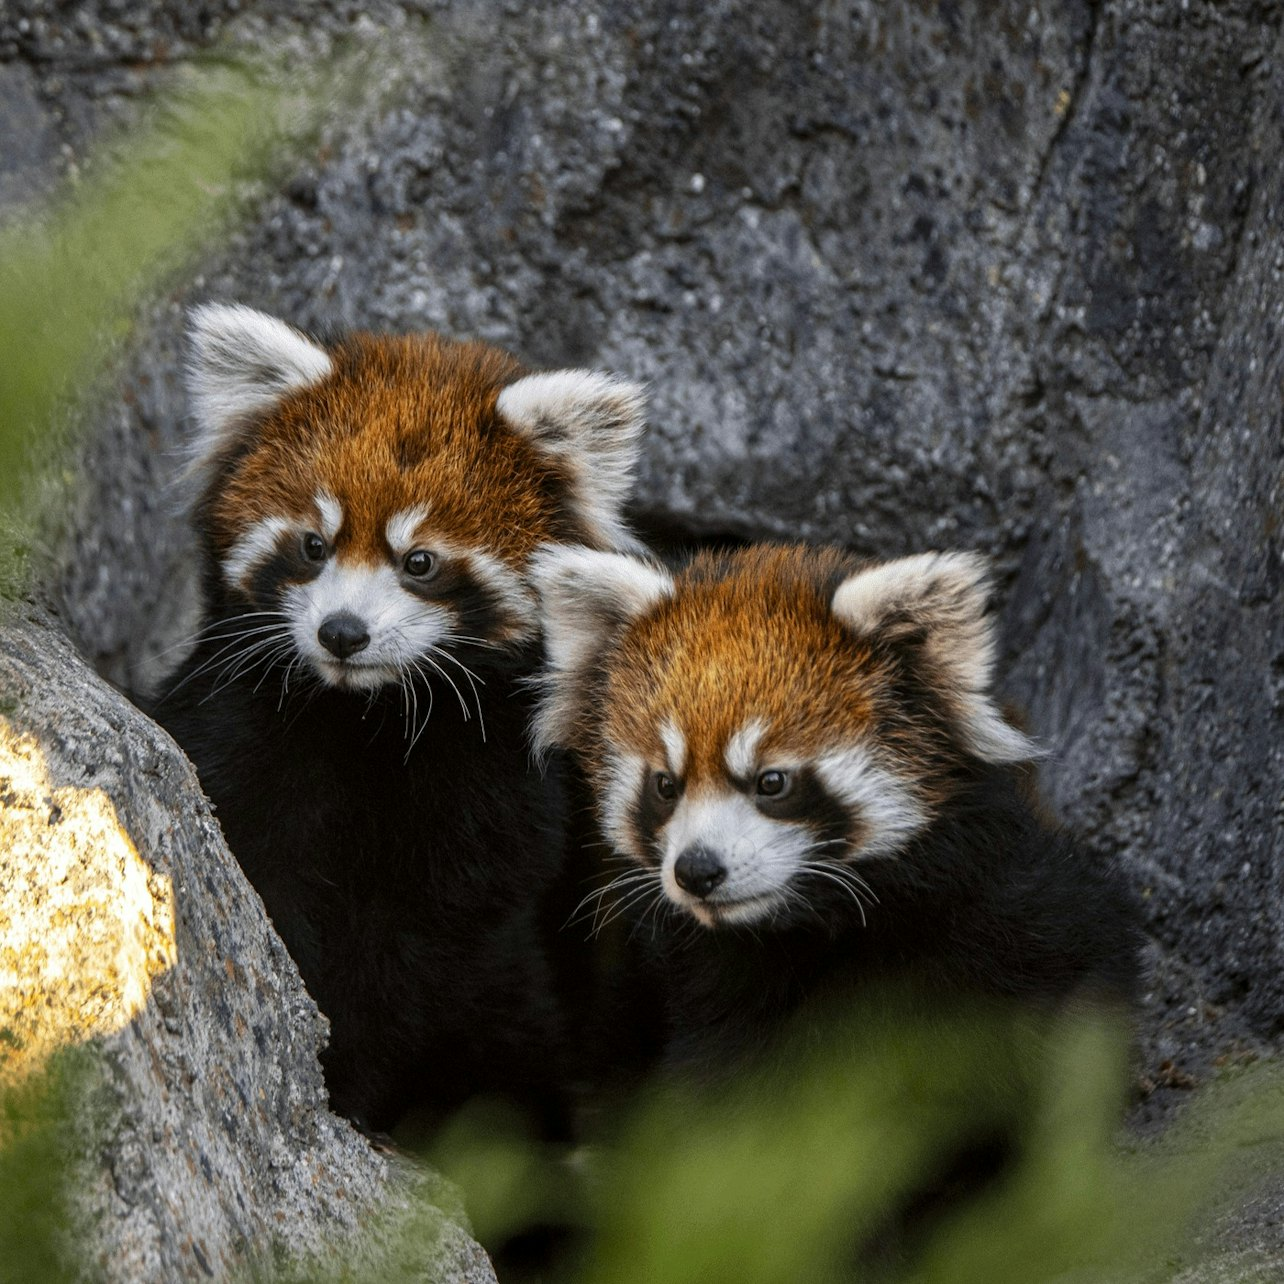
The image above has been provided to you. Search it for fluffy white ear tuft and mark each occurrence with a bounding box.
[831,551,1037,764]
[186,303,333,471]
[528,544,673,754]
[497,370,647,551]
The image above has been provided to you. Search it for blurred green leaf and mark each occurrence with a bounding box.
[418,996,1284,1284]
[0,1052,88,1284]
[0,33,425,598]
[431,1097,573,1248]
[0,63,283,510]
[580,999,1079,1284]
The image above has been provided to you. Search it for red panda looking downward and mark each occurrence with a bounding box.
[531,543,1140,1076]
[154,304,647,1132]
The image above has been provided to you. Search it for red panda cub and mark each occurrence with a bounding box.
[531,543,1140,1077]
[154,304,647,1133]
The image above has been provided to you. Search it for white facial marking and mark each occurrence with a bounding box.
[458,545,537,644]
[600,750,647,862]
[660,719,687,776]
[222,516,295,589]
[283,561,453,691]
[661,792,814,926]
[724,718,766,779]
[316,490,343,541]
[385,504,431,555]
[814,746,927,858]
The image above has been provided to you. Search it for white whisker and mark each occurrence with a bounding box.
[196,631,295,703]
[591,878,663,938]
[430,646,487,742]
[150,610,291,663]
[566,869,657,929]
[404,659,436,755]
[162,621,293,698]
[418,650,471,725]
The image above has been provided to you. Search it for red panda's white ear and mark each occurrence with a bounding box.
[496,371,647,552]
[528,544,673,754]
[831,552,1037,764]
[185,303,333,471]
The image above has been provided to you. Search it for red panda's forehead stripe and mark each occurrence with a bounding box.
[602,545,885,779]
[316,491,342,540]
[385,504,430,554]
[207,331,576,568]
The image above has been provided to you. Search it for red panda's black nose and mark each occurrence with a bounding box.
[673,846,727,898]
[318,612,371,660]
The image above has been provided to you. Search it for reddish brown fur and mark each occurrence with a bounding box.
[208,332,582,566]
[548,545,1141,1099]
[591,545,958,802]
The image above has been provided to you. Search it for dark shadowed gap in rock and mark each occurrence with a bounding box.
[625,506,756,562]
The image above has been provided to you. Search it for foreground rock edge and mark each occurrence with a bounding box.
[0,603,496,1284]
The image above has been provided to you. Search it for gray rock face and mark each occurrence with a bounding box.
[2,0,1282,1274]
[0,609,495,1282]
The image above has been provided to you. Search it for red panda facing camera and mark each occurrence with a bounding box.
[531,543,1141,1077]
[186,304,644,689]
[152,304,647,1133]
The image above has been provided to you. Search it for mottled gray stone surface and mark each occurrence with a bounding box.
[0,609,496,1281]
[2,0,1282,1276]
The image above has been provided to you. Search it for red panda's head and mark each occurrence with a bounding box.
[185,303,645,693]
[531,544,1036,929]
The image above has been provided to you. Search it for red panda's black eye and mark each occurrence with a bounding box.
[404,549,436,578]
[654,772,678,801]
[756,770,789,798]
[302,532,327,562]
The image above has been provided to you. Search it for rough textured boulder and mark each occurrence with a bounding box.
[0,608,496,1282]
[1,0,1282,1276]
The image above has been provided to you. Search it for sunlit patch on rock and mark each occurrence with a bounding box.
[0,721,176,1086]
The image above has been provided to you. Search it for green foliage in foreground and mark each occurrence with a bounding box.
[5,1004,1283,1284]
[426,1002,1284,1284]
[0,1054,85,1284]
[0,37,407,600]
[0,62,276,596]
